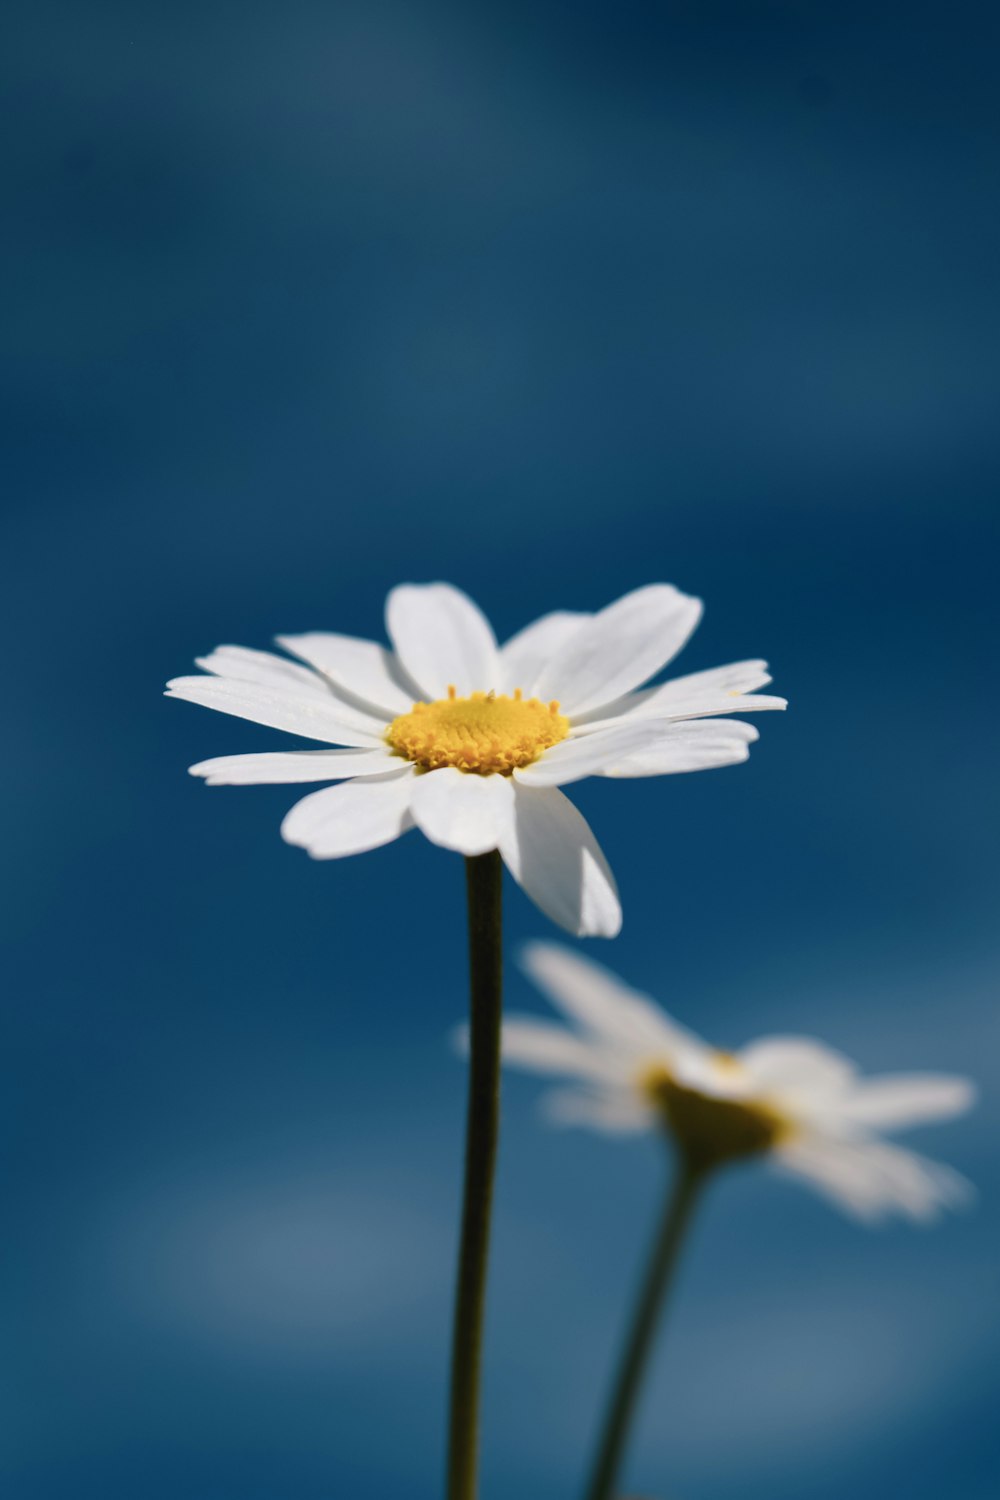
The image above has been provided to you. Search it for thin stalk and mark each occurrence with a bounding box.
[584,1155,707,1500]
[447,850,504,1500]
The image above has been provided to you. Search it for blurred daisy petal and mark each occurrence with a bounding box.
[521,943,705,1060]
[833,1075,977,1131]
[777,1136,974,1224]
[738,1037,857,1097]
[543,1087,650,1134]
[501,1018,622,1080]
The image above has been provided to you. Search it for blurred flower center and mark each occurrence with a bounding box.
[638,1063,792,1169]
[386,688,570,775]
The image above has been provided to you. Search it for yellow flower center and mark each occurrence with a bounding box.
[386,687,571,775]
[638,1061,792,1170]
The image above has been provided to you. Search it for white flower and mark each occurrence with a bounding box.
[166,582,784,937]
[500,944,976,1222]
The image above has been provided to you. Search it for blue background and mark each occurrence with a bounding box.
[3,1,998,1496]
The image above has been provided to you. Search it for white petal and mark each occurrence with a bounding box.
[595,719,759,778]
[194,644,330,696]
[166,677,388,747]
[276,633,419,717]
[653,659,774,699]
[520,941,707,1061]
[775,1137,884,1221]
[542,1086,651,1135]
[500,1018,625,1081]
[572,660,778,727]
[831,1075,976,1132]
[499,611,590,695]
[536,584,703,717]
[513,721,685,788]
[662,1048,751,1100]
[776,1135,974,1224]
[188,748,397,785]
[577,694,786,734]
[738,1037,858,1099]
[409,768,515,856]
[386,583,501,699]
[640,691,786,722]
[280,768,416,858]
[498,785,621,937]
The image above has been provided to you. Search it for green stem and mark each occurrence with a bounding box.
[584,1155,707,1500]
[447,851,504,1500]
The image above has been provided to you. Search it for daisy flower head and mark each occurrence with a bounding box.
[502,944,976,1222]
[166,583,785,937]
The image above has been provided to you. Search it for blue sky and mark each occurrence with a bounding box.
[3,1,998,1496]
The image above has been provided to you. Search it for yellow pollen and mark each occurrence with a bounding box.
[386,689,571,776]
[637,1061,792,1170]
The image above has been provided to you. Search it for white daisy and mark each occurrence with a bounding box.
[501,944,976,1221]
[166,582,784,937]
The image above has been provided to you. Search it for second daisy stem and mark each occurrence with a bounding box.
[584,1154,707,1500]
[448,850,504,1500]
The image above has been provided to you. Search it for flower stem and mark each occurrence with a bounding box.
[583,1155,707,1500]
[448,851,504,1500]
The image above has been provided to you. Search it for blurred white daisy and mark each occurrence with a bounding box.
[167,582,784,937]
[501,944,976,1221]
